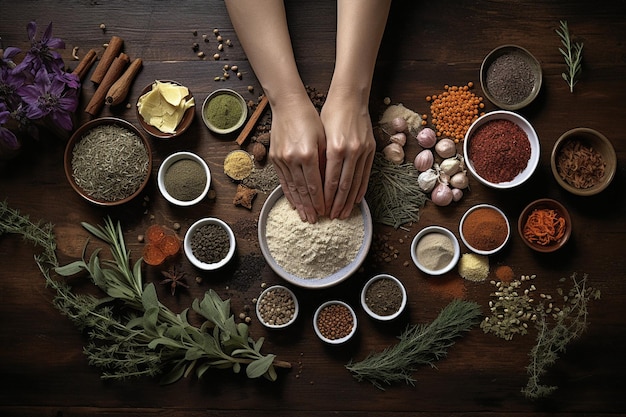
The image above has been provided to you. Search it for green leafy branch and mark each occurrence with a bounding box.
[556,20,584,93]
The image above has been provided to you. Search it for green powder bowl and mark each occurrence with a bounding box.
[201,89,248,135]
[157,151,211,206]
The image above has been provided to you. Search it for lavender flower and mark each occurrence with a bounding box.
[13,21,66,75]
[0,102,18,149]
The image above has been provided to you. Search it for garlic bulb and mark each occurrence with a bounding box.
[431,182,454,206]
[383,142,405,164]
[417,168,438,192]
[439,157,462,176]
[450,171,469,189]
[435,138,456,158]
[413,149,434,172]
[389,132,407,147]
[416,127,437,148]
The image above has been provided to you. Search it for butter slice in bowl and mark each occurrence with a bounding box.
[137,80,195,138]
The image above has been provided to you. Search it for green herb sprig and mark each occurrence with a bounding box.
[556,20,584,93]
[346,299,482,389]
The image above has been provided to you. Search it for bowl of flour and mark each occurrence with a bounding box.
[258,186,373,289]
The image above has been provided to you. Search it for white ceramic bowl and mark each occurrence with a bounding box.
[157,151,211,206]
[255,285,299,329]
[459,204,511,255]
[410,225,461,275]
[361,274,407,321]
[201,88,247,135]
[257,186,373,289]
[463,110,540,189]
[183,217,236,270]
[313,300,357,345]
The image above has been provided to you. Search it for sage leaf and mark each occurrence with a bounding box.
[54,260,86,276]
[184,347,205,361]
[246,354,276,379]
[141,283,159,310]
[159,360,187,385]
[81,221,109,242]
[143,306,160,336]
[148,337,183,350]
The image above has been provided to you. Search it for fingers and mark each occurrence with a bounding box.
[273,155,324,223]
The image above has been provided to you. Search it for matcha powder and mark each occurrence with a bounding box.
[204,93,244,130]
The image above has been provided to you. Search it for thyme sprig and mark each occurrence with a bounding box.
[0,203,288,384]
[556,20,584,93]
[346,299,482,389]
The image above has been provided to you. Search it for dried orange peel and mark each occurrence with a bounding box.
[142,224,180,265]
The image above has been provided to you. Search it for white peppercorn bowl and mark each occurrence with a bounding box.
[255,285,299,329]
[183,217,236,271]
[361,274,407,321]
[459,204,511,256]
[463,110,540,189]
[313,301,357,345]
[410,226,461,276]
[257,186,373,289]
[157,151,211,207]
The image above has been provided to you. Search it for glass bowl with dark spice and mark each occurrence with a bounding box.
[480,45,542,111]
[459,204,511,255]
[136,80,195,139]
[550,127,617,196]
[157,151,211,206]
[361,274,407,321]
[410,225,461,276]
[256,285,299,329]
[64,117,152,206]
[201,88,248,135]
[518,198,571,253]
[313,300,357,345]
[463,110,540,189]
[183,217,236,271]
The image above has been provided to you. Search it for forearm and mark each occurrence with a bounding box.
[224,0,309,109]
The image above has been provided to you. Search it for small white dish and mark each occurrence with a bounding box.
[255,285,299,329]
[459,204,511,255]
[410,225,461,276]
[157,151,211,206]
[183,217,236,271]
[361,274,407,321]
[201,88,247,135]
[313,301,357,345]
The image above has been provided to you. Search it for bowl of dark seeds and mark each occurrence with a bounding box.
[480,45,542,110]
[64,117,152,206]
[184,217,236,271]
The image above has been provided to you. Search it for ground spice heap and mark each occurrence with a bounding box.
[462,207,508,252]
[485,52,536,106]
[71,124,149,202]
[468,119,531,183]
[364,277,403,316]
[257,287,297,326]
[316,303,354,340]
[555,138,606,189]
[523,208,566,246]
[163,158,206,201]
[189,223,230,264]
[458,253,489,282]
[224,150,254,181]
[426,82,485,142]
[415,232,455,271]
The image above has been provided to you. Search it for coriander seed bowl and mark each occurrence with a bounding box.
[136,80,195,139]
[157,151,211,206]
[459,204,511,255]
[463,110,540,189]
[361,274,407,321]
[64,117,152,206]
[518,198,572,253]
[313,300,357,345]
[480,45,542,110]
[183,217,236,271]
[256,285,299,329]
[551,127,617,196]
[201,88,248,135]
[257,186,373,289]
[410,226,460,276]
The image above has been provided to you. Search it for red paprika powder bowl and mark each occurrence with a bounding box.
[518,198,571,253]
[459,204,511,255]
[463,111,540,189]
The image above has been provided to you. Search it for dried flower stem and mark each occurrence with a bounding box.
[556,20,584,93]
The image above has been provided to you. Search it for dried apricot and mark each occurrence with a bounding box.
[157,234,181,256]
[143,244,166,266]
[146,224,166,243]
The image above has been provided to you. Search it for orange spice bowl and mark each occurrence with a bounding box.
[518,198,572,253]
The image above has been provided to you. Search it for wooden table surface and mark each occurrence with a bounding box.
[1,1,625,416]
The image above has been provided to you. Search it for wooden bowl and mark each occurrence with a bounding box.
[518,198,572,253]
[64,117,152,206]
[136,80,195,139]
[550,127,617,196]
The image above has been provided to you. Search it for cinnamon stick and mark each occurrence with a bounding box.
[71,48,98,81]
[90,36,124,84]
[235,95,268,146]
[85,53,130,117]
[105,58,143,106]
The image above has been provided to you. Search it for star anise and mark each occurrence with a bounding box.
[160,265,189,296]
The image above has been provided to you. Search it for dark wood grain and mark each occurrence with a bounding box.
[1,0,625,416]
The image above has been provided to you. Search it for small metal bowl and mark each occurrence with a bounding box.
[157,151,211,206]
[459,204,511,255]
[410,225,461,276]
[551,127,617,196]
[64,117,152,206]
[201,88,248,135]
[480,45,542,110]
[361,274,407,321]
[313,300,357,345]
[136,80,195,139]
[255,285,299,329]
[518,198,572,253]
[183,218,236,271]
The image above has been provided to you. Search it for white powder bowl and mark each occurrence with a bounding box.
[258,186,373,289]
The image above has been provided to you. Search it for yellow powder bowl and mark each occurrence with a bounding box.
[201,88,248,135]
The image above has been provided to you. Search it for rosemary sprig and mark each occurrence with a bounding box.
[556,20,584,93]
[346,299,482,389]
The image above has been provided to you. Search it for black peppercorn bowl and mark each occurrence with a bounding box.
[183,217,236,271]
[64,117,152,206]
